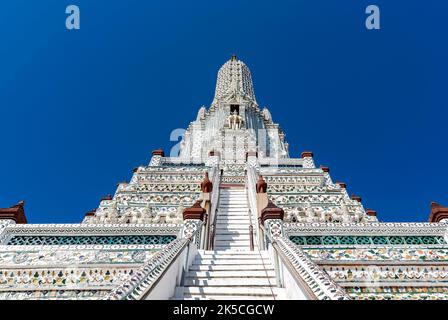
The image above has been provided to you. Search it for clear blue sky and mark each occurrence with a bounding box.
[0,0,446,223]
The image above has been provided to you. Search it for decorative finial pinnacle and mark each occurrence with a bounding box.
[231,54,237,61]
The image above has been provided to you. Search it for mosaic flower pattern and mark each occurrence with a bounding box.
[0,248,157,267]
[304,247,448,262]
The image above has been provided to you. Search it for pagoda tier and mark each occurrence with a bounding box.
[85,56,374,225]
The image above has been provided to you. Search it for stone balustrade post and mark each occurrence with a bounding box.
[0,201,27,224]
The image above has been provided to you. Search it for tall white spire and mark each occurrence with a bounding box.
[212,55,257,104]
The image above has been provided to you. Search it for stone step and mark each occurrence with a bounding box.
[189,264,272,271]
[215,223,250,227]
[216,216,249,220]
[200,250,268,255]
[218,206,248,209]
[219,201,248,205]
[220,185,245,190]
[219,205,247,208]
[193,257,269,265]
[219,202,248,205]
[216,219,250,224]
[216,220,250,224]
[214,234,250,241]
[182,295,276,300]
[213,246,258,251]
[219,205,248,208]
[215,228,250,233]
[198,254,269,260]
[213,246,252,250]
[216,214,249,218]
[216,216,250,226]
[215,222,250,226]
[183,278,276,287]
[217,212,249,216]
[216,215,250,223]
[178,286,280,297]
[219,192,247,200]
[211,231,249,236]
[215,230,250,235]
[187,270,275,278]
[219,193,247,200]
[196,254,268,260]
[197,255,268,260]
[219,196,247,199]
[219,196,246,198]
[215,225,250,229]
[219,202,247,205]
[219,201,247,204]
[216,218,250,222]
[213,239,251,245]
[214,232,249,237]
[213,236,250,242]
[215,226,248,231]
[212,248,260,252]
[214,240,252,246]
[213,246,256,250]
[217,214,250,218]
[219,196,246,199]
[215,223,249,231]
[217,209,249,212]
[220,191,246,193]
[216,215,249,219]
[215,227,250,232]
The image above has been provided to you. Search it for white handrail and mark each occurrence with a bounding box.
[207,165,221,250]
[246,165,260,248]
[209,166,221,227]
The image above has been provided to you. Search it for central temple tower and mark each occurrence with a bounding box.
[88,55,375,231]
[179,55,289,163]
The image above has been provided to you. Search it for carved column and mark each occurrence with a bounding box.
[428,202,448,223]
[256,175,268,218]
[0,201,27,224]
[182,200,206,248]
[260,201,285,226]
[149,149,165,166]
[199,172,213,249]
[261,201,285,246]
[246,151,258,168]
[301,151,315,168]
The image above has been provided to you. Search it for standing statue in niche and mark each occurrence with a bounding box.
[227,110,244,130]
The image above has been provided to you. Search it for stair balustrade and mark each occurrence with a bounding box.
[259,224,351,300]
[246,165,262,248]
[104,232,199,300]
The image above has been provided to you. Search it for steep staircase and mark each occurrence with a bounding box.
[214,187,252,251]
[178,250,283,300]
[174,186,286,300]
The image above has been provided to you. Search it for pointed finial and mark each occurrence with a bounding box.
[231,54,237,61]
